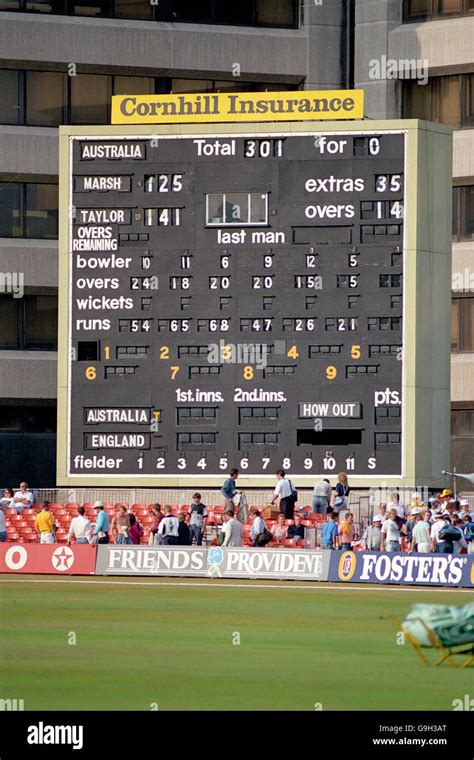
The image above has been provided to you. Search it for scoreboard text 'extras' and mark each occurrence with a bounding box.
[111,90,364,124]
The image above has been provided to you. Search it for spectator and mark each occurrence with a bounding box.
[177,513,191,546]
[459,499,474,520]
[250,510,272,547]
[312,479,331,515]
[364,516,382,551]
[381,509,401,553]
[187,493,208,546]
[461,514,474,553]
[430,511,449,553]
[287,513,305,543]
[112,505,132,545]
[128,514,143,545]
[1,488,15,509]
[411,510,432,553]
[222,510,243,547]
[378,503,387,521]
[12,482,33,514]
[67,506,91,545]
[92,501,110,544]
[321,512,339,549]
[0,499,6,542]
[438,489,453,513]
[388,492,406,519]
[270,469,295,519]
[221,468,239,512]
[453,518,467,554]
[158,506,179,545]
[334,473,350,510]
[35,501,56,544]
[149,504,164,545]
[405,507,421,543]
[271,514,288,542]
[338,513,355,551]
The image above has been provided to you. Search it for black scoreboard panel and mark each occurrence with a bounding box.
[67,130,407,481]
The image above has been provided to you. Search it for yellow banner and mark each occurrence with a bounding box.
[111,90,364,124]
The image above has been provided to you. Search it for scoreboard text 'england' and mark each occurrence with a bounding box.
[57,120,452,488]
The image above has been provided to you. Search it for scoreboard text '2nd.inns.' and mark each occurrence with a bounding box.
[57,121,452,487]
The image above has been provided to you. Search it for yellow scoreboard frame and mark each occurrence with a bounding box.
[58,118,452,489]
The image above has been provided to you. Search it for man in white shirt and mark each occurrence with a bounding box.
[12,482,33,513]
[459,499,474,520]
[387,492,406,519]
[380,509,401,552]
[250,510,271,546]
[67,506,91,545]
[430,512,447,552]
[222,510,243,547]
[270,469,295,519]
[158,506,179,545]
[312,479,332,515]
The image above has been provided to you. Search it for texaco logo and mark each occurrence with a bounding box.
[51,546,75,572]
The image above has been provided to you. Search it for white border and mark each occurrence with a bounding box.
[66,129,408,480]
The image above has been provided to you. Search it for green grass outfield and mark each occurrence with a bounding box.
[0,575,472,711]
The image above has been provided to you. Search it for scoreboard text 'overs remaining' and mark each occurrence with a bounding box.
[57,120,452,488]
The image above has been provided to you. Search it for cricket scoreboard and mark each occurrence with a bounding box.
[58,118,452,487]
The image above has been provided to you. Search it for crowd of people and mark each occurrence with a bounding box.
[1,473,473,554]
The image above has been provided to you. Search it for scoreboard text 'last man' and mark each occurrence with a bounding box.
[57,120,452,488]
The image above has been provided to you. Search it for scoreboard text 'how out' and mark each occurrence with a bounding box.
[57,119,452,488]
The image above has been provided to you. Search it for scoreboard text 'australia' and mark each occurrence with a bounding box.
[58,120,452,488]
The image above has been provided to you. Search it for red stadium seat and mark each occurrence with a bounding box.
[4,508,17,517]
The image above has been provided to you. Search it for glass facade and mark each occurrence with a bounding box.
[0,0,299,26]
[404,0,474,20]
[0,181,58,239]
[451,297,474,352]
[0,68,298,127]
[0,295,58,350]
[403,74,474,128]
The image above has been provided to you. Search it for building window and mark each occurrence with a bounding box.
[0,68,299,127]
[404,0,474,20]
[71,74,111,125]
[0,69,22,125]
[26,71,68,126]
[0,295,58,350]
[451,297,474,352]
[451,408,474,437]
[453,184,474,241]
[403,74,474,128]
[0,404,57,433]
[0,181,58,239]
[115,1,154,19]
[0,0,299,27]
